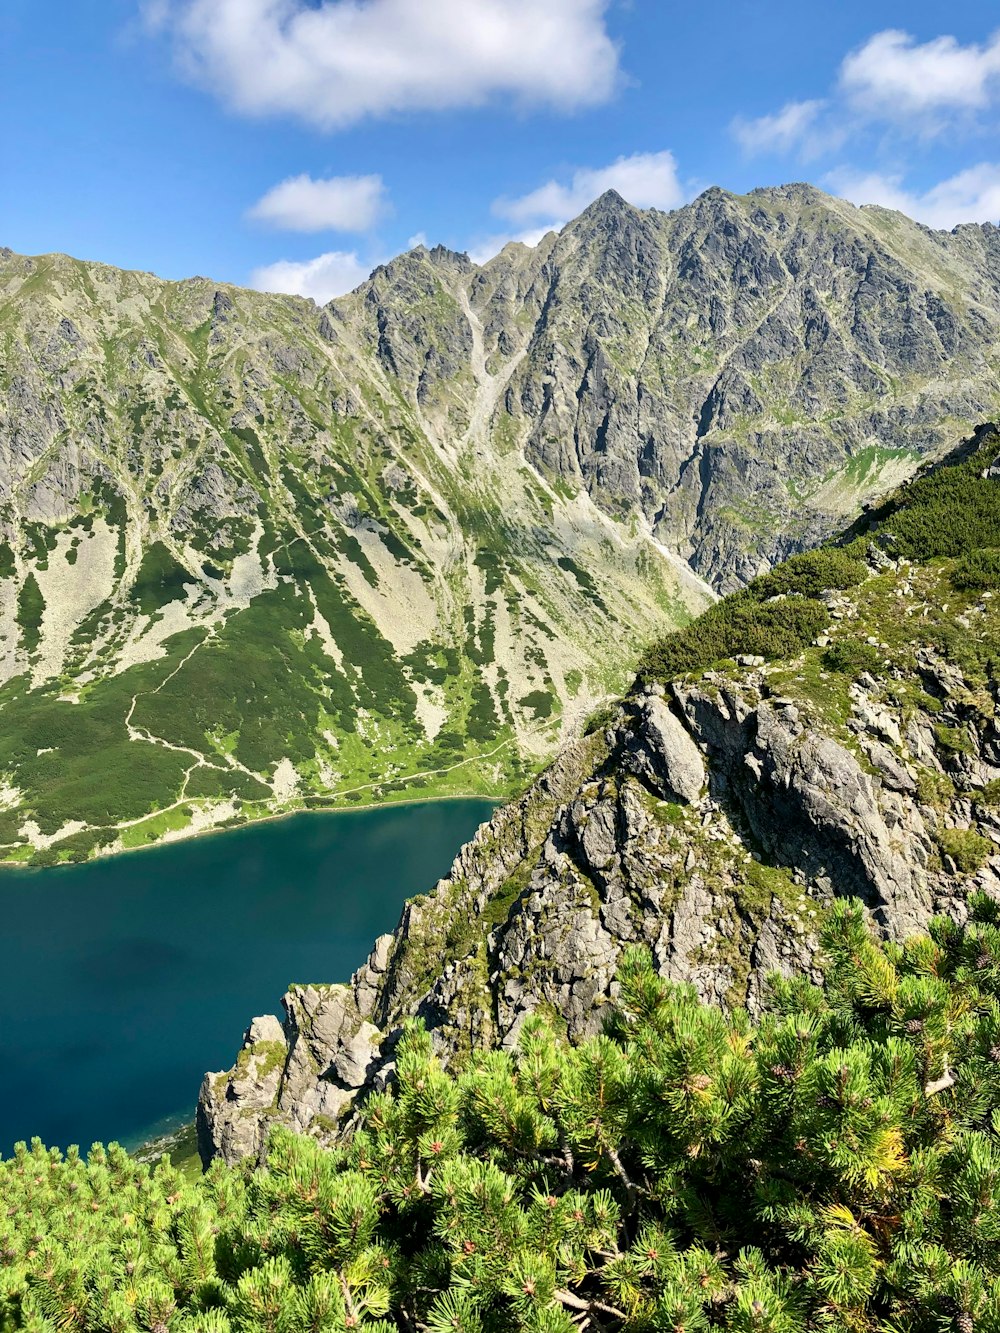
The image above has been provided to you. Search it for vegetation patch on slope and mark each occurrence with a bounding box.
[639,426,1000,689]
[637,547,865,682]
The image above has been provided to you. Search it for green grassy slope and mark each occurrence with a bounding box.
[0,250,702,863]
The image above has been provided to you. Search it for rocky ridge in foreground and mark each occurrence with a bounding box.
[199,425,1000,1165]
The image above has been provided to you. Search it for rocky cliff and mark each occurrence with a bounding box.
[199,425,1000,1165]
[3,183,1000,862]
[351,183,1000,585]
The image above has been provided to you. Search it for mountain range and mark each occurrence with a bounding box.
[2,182,1000,862]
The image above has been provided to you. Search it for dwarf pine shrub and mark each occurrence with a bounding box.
[3,899,1000,1331]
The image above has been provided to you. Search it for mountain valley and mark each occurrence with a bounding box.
[7,194,1000,1333]
[1,183,999,863]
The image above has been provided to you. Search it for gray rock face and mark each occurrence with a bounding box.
[200,576,1000,1163]
[197,983,381,1163]
[624,694,706,802]
[437,184,1000,587]
[676,683,933,935]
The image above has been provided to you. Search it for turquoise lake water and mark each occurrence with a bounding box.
[0,801,495,1153]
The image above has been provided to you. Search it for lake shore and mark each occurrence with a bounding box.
[0,787,505,873]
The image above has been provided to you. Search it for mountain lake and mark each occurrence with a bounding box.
[0,800,496,1154]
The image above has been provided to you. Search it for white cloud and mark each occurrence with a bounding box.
[406,231,429,250]
[494,151,685,228]
[469,152,687,263]
[730,99,831,157]
[826,163,1000,229]
[250,250,375,302]
[247,173,386,232]
[823,170,915,215]
[141,0,171,26]
[840,28,1000,121]
[731,27,1000,159]
[149,0,620,130]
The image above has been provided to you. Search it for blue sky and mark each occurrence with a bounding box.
[2,1,999,302]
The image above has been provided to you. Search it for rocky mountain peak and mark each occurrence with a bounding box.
[429,242,474,267]
[567,186,658,240]
[3,184,1000,865]
[575,187,637,218]
[368,242,473,287]
[745,181,829,206]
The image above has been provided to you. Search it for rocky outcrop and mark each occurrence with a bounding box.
[675,681,934,935]
[623,694,706,803]
[200,545,1000,1162]
[198,727,610,1164]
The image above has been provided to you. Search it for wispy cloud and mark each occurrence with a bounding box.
[148,0,621,130]
[731,26,1000,162]
[466,151,687,264]
[494,151,685,227]
[250,250,377,302]
[730,99,835,158]
[467,226,555,267]
[247,173,386,232]
[726,25,1000,230]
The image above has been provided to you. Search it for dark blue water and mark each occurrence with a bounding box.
[0,802,494,1153]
